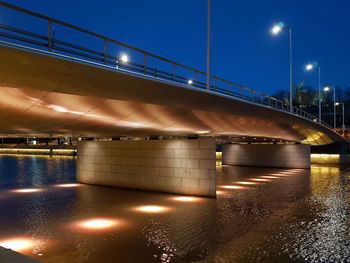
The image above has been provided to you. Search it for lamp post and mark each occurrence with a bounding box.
[324,86,336,129]
[305,63,321,123]
[271,22,293,113]
[336,102,345,136]
[207,0,212,91]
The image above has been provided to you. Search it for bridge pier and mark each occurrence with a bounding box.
[222,143,310,169]
[76,138,216,197]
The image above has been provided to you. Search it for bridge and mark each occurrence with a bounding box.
[0,2,347,197]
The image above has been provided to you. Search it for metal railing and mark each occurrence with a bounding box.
[0,1,333,129]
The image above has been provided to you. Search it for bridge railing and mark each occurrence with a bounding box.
[0,2,333,130]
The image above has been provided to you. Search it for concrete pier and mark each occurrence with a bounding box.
[77,138,216,197]
[222,143,311,169]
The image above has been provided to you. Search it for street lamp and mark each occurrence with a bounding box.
[305,63,321,124]
[116,53,129,69]
[271,22,293,113]
[323,86,336,129]
[207,0,212,91]
[336,102,346,136]
[120,54,129,63]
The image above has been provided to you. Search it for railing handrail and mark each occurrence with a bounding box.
[0,1,207,75]
[0,1,335,131]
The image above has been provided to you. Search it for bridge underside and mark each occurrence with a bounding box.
[0,85,333,145]
[0,44,346,146]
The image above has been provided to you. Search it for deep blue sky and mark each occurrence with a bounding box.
[4,0,350,95]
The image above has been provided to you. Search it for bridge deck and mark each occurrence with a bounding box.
[0,44,345,146]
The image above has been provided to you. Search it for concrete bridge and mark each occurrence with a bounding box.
[0,2,347,197]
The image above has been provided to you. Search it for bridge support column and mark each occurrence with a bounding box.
[222,143,310,169]
[77,138,216,197]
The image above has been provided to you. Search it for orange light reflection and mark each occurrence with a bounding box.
[10,188,43,193]
[0,237,44,254]
[54,183,81,188]
[269,173,292,177]
[235,181,258,186]
[133,205,172,214]
[74,218,122,232]
[250,178,270,182]
[261,175,280,179]
[172,196,202,202]
[221,185,247,190]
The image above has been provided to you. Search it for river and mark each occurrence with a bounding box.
[0,155,349,262]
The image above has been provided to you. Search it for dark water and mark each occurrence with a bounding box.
[0,155,349,263]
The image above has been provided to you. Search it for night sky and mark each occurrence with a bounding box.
[3,0,350,95]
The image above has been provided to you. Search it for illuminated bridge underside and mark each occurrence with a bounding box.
[0,45,345,145]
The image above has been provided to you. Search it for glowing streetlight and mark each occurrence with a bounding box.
[271,22,293,113]
[120,54,129,63]
[188,79,193,85]
[271,24,282,35]
[305,63,314,71]
[323,86,336,129]
[336,102,345,136]
[305,62,321,123]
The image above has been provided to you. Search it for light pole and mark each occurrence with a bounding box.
[207,0,212,91]
[271,22,293,113]
[324,86,336,129]
[305,63,321,124]
[336,102,345,136]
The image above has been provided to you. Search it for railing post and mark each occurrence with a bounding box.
[213,77,216,91]
[195,70,199,86]
[48,19,53,52]
[172,64,176,80]
[103,38,108,64]
[143,54,147,74]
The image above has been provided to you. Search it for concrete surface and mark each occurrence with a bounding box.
[77,138,216,197]
[222,143,311,169]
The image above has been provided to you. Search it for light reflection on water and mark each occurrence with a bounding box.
[0,155,349,262]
